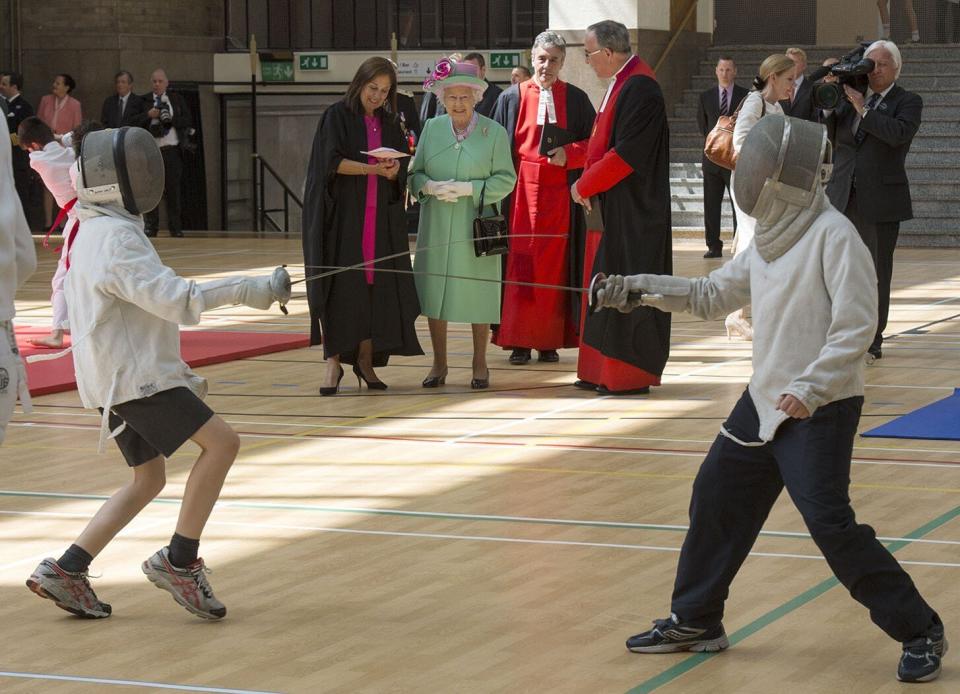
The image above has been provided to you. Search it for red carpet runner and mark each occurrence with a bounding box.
[16,326,309,397]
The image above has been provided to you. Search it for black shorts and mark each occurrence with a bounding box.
[103,387,215,467]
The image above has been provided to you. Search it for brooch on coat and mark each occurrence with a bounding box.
[482,126,488,137]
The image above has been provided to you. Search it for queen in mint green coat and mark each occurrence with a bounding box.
[408,62,516,389]
[409,112,516,323]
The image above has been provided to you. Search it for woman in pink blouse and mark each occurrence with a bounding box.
[36,74,82,227]
[37,74,83,135]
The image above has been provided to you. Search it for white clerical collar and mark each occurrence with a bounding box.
[536,83,557,125]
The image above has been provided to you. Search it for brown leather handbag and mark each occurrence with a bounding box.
[703,94,761,171]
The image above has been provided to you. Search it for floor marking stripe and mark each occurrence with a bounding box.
[0,671,280,693]
[627,503,960,693]
[1,493,957,548]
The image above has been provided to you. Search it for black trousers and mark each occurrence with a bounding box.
[702,163,735,253]
[671,390,938,642]
[12,155,44,231]
[843,189,899,352]
[144,145,183,235]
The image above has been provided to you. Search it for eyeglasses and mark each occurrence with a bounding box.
[584,48,603,62]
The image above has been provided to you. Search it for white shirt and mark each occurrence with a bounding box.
[150,93,180,147]
[29,142,77,208]
[733,91,783,154]
[0,130,36,321]
[599,57,635,113]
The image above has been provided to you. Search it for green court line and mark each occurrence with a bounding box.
[1,490,958,550]
[626,503,960,694]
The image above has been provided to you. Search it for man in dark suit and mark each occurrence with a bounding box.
[143,68,193,238]
[779,48,816,122]
[696,57,748,258]
[419,52,503,122]
[825,40,921,361]
[100,70,149,129]
[1,71,43,230]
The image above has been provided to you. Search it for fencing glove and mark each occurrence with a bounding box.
[200,266,291,312]
[594,273,692,314]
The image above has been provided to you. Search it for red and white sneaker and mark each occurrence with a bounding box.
[26,558,112,619]
[142,547,226,620]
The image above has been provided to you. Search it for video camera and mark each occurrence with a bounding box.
[810,43,875,110]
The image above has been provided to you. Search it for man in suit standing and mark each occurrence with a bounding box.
[779,48,816,122]
[143,68,192,238]
[100,70,149,129]
[1,71,43,231]
[697,57,747,258]
[826,40,921,361]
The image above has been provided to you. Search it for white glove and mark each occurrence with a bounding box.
[594,274,691,314]
[200,266,291,311]
[422,179,454,197]
[445,181,473,198]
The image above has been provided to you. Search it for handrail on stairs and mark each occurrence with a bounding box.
[252,152,303,235]
[654,0,700,75]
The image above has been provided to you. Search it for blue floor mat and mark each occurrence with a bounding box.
[862,388,960,441]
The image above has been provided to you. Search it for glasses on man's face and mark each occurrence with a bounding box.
[584,48,603,62]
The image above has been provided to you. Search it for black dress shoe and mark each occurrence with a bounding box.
[573,379,598,391]
[422,369,448,388]
[353,363,387,390]
[597,385,650,395]
[170,230,185,238]
[509,348,531,365]
[319,365,344,396]
[703,249,722,258]
[470,369,490,390]
[537,350,559,363]
[867,346,883,361]
[144,229,158,238]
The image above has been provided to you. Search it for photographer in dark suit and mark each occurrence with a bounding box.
[100,70,149,129]
[825,40,921,361]
[780,48,816,121]
[143,68,192,238]
[697,57,748,258]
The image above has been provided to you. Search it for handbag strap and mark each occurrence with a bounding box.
[478,182,499,216]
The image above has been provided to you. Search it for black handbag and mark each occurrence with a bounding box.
[472,183,509,257]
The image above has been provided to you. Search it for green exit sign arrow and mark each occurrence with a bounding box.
[489,52,520,69]
[299,53,329,71]
[261,60,294,82]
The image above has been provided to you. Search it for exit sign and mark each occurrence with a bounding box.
[489,52,520,68]
[261,60,294,82]
[299,53,329,71]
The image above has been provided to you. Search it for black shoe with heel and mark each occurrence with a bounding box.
[422,369,448,388]
[353,363,387,390]
[319,365,344,396]
[470,369,490,390]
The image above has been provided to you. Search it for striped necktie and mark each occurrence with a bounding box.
[855,92,882,145]
[720,87,728,116]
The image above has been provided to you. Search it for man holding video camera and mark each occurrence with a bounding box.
[144,68,192,238]
[825,40,922,362]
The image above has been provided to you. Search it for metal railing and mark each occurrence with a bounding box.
[254,153,303,235]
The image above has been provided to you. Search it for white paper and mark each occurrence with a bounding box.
[360,147,411,159]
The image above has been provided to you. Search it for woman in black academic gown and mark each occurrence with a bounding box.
[302,57,423,395]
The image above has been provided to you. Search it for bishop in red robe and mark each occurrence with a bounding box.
[567,22,672,395]
[491,35,595,364]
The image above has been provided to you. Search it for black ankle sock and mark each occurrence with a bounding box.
[57,544,93,573]
[168,533,200,567]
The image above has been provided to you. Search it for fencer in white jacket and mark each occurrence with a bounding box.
[0,112,37,444]
[26,127,291,622]
[597,116,946,685]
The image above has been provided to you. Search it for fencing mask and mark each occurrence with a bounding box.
[77,127,164,215]
[733,115,833,262]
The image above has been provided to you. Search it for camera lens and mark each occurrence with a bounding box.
[812,82,842,110]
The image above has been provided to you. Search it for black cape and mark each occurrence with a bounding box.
[490,81,596,329]
[301,100,423,365]
[583,76,672,376]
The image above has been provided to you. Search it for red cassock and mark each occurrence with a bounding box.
[494,80,578,350]
[567,55,661,392]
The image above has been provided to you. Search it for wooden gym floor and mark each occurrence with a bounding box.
[1,237,958,693]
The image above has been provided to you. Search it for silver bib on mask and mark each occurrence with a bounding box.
[734,115,834,262]
[77,127,164,215]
